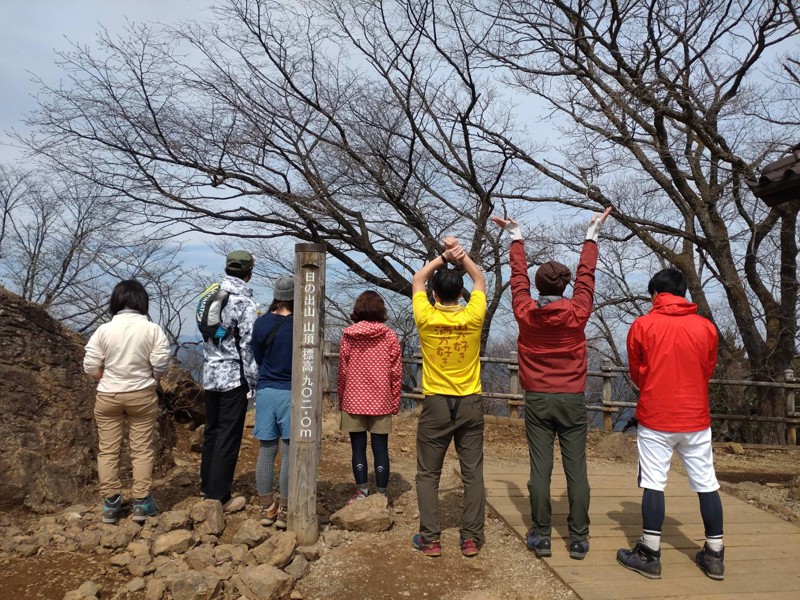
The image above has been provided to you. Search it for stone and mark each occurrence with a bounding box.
[127,556,156,577]
[191,425,206,453]
[185,545,217,571]
[155,557,190,579]
[233,519,270,548]
[110,551,132,567]
[284,555,309,581]
[78,530,102,553]
[127,578,147,593]
[725,442,745,455]
[294,544,321,561]
[78,581,99,597]
[215,544,248,566]
[127,541,151,558]
[99,525,134,549]
[160,510,191,532]
[0,288,176,511]
[234,564,293,600]
[205,561,234,580]
[321,529,344,548]
[330,494,392,533]
[247,531,297,568]
[153,529,195,556]
[14,544,38,557]
[191,501,225,536]
[145,578,166,600]
[168,570,222,600]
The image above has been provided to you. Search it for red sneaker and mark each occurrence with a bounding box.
[460,538,480,557]
[412,533,442,557]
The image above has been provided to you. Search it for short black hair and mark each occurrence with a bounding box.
[431,268,463,303]
[647,268,687,297]
[109,280,149,316]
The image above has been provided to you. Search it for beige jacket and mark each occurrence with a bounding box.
[84,310,171,393]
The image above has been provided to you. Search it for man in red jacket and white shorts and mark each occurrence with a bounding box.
[617,268,724,581]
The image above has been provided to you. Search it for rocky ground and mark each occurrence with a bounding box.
[1,407,800,600]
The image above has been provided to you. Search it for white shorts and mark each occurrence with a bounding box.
[637,425,720,493]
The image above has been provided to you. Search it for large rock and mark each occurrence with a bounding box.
[247,532,297,568]
[233,519,270,548]
[160,364,205,425]
[153,529,195,556]
[190,425,205,453]
[330,494,392,532]
[191,500,225,536]
[168,570,222,600]
[0,288,175,511]
[235,564,293,600]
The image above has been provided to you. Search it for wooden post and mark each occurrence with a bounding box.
[602,358,613,433]
[287,243,326,545]
[786,368,796,446]
[322,340,335,407]
[509,350,520,419]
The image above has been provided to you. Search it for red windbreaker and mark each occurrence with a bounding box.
[627,293,718,432]
[509,239,598,393]
[337,321,402,416]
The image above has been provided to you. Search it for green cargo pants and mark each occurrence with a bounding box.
[525,392,590,543]
[416,394,485,545]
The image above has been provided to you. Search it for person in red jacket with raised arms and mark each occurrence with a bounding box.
[338,291,403,504]
[492,207,611,561]
[617,268,724,581]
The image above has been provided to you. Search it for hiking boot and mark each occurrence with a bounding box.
[412,533,442,557]
[695,544,725,580]
[347,488,369,505]
[275,506,288,530]
[260,501,278,527]
[525,527,552,558]
[102,494,124,524]
[131,495,157,523]
[222,496,246,513]
[617,541,662,579]
[569,539,590,560]
[460,538,480,558]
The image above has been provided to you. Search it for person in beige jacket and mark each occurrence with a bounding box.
[83,280,171,524]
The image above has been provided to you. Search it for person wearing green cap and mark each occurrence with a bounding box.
[201,250,258,513]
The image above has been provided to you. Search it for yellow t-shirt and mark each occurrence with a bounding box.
[412,290,486,397]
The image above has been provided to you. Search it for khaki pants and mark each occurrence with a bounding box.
[94,386,159,499]
[416,394,485,545]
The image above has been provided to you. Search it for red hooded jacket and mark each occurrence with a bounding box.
[338,321,402,416]
[627,293,718,432]
[509,239,598,393]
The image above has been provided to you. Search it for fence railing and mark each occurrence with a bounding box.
[320,341,800,445]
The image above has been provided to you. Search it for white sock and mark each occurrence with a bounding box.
[705,535,723,552]
[640,530,661,552]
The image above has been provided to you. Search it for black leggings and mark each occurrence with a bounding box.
[350,431,390,489]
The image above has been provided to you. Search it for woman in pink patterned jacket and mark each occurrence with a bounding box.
[338,291,402,504]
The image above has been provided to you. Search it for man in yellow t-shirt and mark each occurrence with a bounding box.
[410,237,486,559]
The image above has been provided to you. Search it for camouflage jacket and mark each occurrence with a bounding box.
[202,276,259,392]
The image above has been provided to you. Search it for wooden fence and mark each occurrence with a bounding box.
[320,342,800,446]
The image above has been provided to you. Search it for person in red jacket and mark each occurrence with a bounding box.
[492,207,611,561]
[338,291,402,504]
[618,268,724,581]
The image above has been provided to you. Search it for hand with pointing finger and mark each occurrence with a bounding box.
[585,206,613,242]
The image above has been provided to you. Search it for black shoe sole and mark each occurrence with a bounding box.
[569,551,587,560]
[617,556,661,579]
[696,561,724,580]
[527,545,552,558]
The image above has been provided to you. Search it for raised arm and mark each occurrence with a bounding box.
[411,241,468,294]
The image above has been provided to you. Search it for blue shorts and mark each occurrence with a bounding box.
[254,387,291,441]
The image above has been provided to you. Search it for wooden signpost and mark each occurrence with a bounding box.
[287,243,326,545]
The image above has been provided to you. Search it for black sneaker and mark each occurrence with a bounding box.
[525,527,552,558]
[568,539,590,560]
[695,544,724,580]
[617,541,662,579]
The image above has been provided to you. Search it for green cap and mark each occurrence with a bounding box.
[226,250,254,273]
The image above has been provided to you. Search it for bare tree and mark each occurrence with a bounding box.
[22,0,545,346]
[465,0,800,442]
